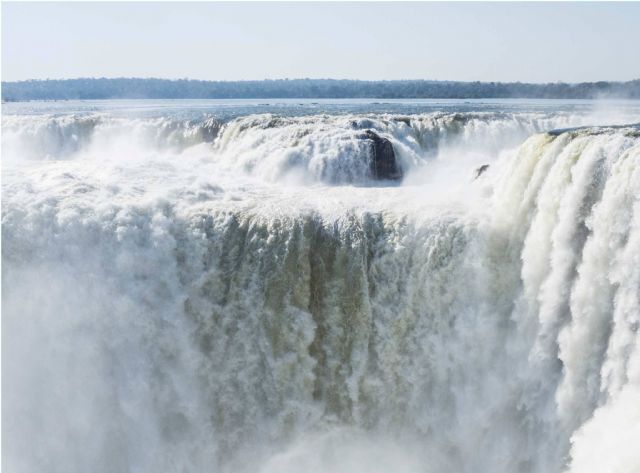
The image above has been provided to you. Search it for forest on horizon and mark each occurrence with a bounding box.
[3,78,640,101]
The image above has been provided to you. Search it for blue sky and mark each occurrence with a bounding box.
[2,2,639,83]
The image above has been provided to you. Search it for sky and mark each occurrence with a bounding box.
[2,2,640,83]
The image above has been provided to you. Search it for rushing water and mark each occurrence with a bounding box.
[2,99,640,473]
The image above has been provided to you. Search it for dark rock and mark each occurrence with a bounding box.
[361,130,402,180]
[474,164,490,179]
[393,117,412,126]
[200,118,222,142]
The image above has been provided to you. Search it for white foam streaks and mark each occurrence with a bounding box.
[2,108,639,473]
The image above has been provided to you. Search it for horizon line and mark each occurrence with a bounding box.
[4,77,640,86]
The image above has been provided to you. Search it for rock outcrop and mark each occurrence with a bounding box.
[361,130,402,180]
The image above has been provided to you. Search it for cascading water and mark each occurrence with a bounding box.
[2,101,640,473]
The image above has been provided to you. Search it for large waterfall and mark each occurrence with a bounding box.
[2,102,639,473]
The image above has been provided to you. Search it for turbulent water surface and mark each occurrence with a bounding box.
[2,99,640,473]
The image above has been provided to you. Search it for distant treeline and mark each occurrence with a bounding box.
[3,78,640,101]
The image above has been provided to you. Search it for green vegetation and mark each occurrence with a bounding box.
[3,78,640,101]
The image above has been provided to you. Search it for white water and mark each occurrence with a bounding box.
[3,108,634,183]
[2,103,640,473]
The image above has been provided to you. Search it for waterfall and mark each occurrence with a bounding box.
[2,109,639,473]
